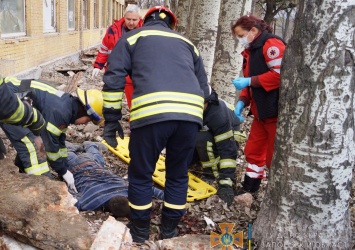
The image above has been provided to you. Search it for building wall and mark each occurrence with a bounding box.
[0,0,125,76]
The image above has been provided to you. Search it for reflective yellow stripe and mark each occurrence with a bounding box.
[130,92,204,122]
[46,122,62,136]
[164,201,186,210]
[128,202,152,210]
[214,130,233,143]
[46,148,68,161]
[103,100,122,109]
[127,30,199,56]
[4,77,58,94]
[0,97,25,124]
[132,92,203,109]
[201,157,219,168]
[21,136,38,167]
[25,162,50,175]
[219,179,233,186]
[102,91,123,110]
[4,76,21,85]
[131,103,203,121]
[219,159,236,169]
[102,91,123,101]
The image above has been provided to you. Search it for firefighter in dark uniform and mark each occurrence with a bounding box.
[0,77,45,132]
[0,77,46,160]
[0,77,104,193]
[102,6,211,243]
[194,90,246,205]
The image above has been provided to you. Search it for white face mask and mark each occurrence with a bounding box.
[238,31,252,48]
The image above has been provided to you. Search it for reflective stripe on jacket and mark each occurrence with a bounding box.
[102,21,210,128]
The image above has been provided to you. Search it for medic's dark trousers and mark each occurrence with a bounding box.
[0,123,50,176]
[128,120,199,220]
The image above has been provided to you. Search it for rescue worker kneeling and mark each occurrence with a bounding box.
[0,76,104,193]
[193,89,246,206]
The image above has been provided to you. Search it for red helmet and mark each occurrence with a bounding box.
[143,6,178,29]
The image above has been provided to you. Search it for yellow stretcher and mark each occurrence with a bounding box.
[102,137,217,202]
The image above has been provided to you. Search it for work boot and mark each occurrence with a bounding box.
[128,219,150,243]
[217,184,234,206]
[234,175,262,196]
[65,141,84,152]
[83,141,108,152]
[160,215,180,240]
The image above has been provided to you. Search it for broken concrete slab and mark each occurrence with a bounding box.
[0,159,92,250]
[90,216,132,250]
[156,234,212,249]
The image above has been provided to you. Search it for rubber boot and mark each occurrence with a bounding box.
[160,215,180,240]
[128,219,150,243]
[234,175,261,196]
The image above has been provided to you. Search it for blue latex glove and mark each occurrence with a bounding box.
[232,77,251,90]
[234,101,245,122]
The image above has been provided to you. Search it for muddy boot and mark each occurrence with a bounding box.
[234,175,261,196]
[128,219,150,243]
[160,215,180,240]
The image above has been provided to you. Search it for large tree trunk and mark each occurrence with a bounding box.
[187,0,221,81]
[175,0,192,35]
[253,0,355,249]
[210,0,252,104]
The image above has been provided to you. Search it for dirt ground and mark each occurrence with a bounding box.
[1,49,354,249]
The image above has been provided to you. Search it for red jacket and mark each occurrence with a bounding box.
[239,32,285,120]
[94,17,143,70]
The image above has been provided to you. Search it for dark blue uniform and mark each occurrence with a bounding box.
[195,99,241,186]
[102,20,210,221]
[2,77,80,176]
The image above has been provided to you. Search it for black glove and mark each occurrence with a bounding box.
[23,103,46,136]
[0,138,6,160]
[103,120,124,148]
[217,185,234,206]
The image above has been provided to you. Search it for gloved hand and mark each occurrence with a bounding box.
[232,77,251,90]
[217,184,234,206]
[103,120,124,148]
[24,104,46,136]
[234,101,245,123]
[0,138,6,160]
[92,68,101,79]
[234,131,247,143]
[62,170,78,193]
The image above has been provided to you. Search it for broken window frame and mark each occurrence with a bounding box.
[68,0,75,30]
[0,0,26,38]
[43,0,57,33]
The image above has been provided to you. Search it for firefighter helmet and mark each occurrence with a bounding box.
[76,88,103,125]
[143,6,178,29]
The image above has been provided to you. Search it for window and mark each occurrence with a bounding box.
[93,0,98,28]
[82,0,88,29]
[68,0,75,30]
[0,0,26,37]
[43,0,56,33]
[100,0,105,28]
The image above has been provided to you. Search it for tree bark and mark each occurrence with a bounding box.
[210,0,252,104]
[187,0,221,81]
[253,0,355,249]
[175,0,191,35]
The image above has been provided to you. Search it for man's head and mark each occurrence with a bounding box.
[143,6,177,30]
[124,4,140,30]
[106,196,130,218]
